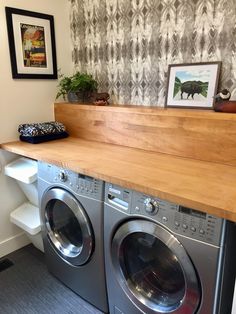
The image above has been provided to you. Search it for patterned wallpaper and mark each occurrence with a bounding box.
[69,0,236,106]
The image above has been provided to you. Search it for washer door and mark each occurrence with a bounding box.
[111,220,200,314]
[42,188,94,266]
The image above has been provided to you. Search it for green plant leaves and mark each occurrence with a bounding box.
[56,76,72,100]
[56,72,98,100]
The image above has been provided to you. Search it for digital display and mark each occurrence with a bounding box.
[78,174,93,181]
[179,206,191,215]
[179,206,206,219]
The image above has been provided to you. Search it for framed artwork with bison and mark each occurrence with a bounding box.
[165,62,221,109]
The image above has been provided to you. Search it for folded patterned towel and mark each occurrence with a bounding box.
[18,121,66,137]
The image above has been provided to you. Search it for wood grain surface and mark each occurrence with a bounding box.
[54,103,236,166]
[1,137,236,222]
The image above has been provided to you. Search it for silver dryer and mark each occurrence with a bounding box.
[38,161,108,313]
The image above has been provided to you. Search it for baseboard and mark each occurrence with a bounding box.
[0,232,30,258]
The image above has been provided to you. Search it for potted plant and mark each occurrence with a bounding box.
[71,72,98,102]
[56,75,73,101]
[56,72,98,103]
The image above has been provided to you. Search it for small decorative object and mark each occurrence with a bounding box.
[56,72,98,103]
[213,89,236,113]
[91,92,110,105]
[165,62,221,109]
[5,7,57,79]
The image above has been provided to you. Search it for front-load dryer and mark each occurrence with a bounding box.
[104,182,236,314]
[38,161,108,313]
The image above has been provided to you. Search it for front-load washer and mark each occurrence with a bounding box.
[38,161,108,313]
[104,183,236,314]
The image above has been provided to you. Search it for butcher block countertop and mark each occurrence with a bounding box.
[1,137,236,222]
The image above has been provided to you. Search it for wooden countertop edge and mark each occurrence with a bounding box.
[1,137,236,222]
[55,102,236,120]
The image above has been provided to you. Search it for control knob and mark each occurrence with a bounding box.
[59,171,67,182]
[144,198,159,214]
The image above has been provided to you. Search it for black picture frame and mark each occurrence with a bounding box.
[5,7,57,79]
[165,62,221,109]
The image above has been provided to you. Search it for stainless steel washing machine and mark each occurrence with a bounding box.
[104,183,236,314]
[38,161,108,313]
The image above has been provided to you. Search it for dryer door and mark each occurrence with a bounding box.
[111,219,201,314]
[42,188,94,266]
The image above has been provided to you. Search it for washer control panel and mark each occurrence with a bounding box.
[131,191,224,246]
[104,182,223,246]
[38,161,104,201]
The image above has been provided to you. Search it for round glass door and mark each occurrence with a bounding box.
[42,188,94,266]
[111,220,200,314]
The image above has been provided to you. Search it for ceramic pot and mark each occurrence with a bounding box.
[67,91,79,103]
[75,91,92,103]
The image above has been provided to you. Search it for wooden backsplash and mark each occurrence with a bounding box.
[55,103,236,166]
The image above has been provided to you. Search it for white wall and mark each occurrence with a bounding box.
[0,0,73,257]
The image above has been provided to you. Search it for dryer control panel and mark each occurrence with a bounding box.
[38,161,104,201]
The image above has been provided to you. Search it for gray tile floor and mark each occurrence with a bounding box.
[0,245,103,314]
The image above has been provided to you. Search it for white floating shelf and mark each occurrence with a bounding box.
[5,157,37,184]
[10,202,41,235]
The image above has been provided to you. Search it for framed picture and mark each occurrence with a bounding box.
[165,62,221,109]
[5,7,57,79]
